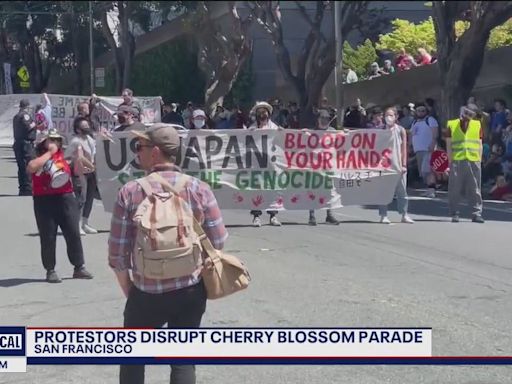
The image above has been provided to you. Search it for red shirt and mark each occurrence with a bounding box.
[32,151,74,196]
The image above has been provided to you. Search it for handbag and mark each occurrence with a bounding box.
[151,173,251,299]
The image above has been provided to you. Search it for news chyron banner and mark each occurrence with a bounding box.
[96,129,401,213]
[1,327,432,371]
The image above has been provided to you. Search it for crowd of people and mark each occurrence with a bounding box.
[345,46,437,83]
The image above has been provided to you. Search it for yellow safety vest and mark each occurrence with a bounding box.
[447,119,481,162]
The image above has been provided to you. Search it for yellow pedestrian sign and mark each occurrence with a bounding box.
[17,66,30,88]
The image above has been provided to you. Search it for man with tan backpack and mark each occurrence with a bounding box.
[108,124,228,384]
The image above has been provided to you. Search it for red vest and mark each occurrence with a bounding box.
[32,151,74,196]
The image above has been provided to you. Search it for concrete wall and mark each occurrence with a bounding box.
[320,46,512,110]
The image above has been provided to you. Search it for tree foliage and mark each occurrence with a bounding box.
[377,16,512,54]
[342,39,378,79]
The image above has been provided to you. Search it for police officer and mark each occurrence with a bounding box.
[13,99,36,196]
[444,105,484,223]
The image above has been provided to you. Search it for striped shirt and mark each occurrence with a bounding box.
[108,165,228,294]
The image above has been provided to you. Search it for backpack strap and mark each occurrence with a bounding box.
[136,177,154,197]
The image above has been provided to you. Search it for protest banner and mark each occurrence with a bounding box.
[0,94,161,146]
[96,128,401,212]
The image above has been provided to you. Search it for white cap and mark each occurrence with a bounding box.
[193,109,206,118]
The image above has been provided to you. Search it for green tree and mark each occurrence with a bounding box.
[377,16,512,54]
[128,38,205,104]
[342,39,378,79]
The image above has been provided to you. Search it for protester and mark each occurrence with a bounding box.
[191,109,207,129]
[182,101,194,129]
[399,103,415,130]
[368,62,383,80]
[411,103,439,198]
[366,107,384,129]
[35,93,52,131]
[308,110,340,226]
[490,99,508,141]
[212,105,232,129]
[13,99,36,196]
[66,117,98,235]
[288,102,300,129]
[417,48,432,66]
[113,105,146,132]
[346,68,358,84]
[378,107,414,224]
[119,88,143,122]
[444,105,484,223]
[162,103,185,125]
[108,123,227,384]
[26,129,93,283]
[382,60,395,74]
[248,101,281,226]
[489,174,512,201]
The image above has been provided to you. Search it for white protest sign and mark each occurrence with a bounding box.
[0,94,162,146]
[96,129,401,212]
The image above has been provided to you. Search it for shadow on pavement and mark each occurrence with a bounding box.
[0,194,20,197]
[0,278,46,287]
[362,197,512,222]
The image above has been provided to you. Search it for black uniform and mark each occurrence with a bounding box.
[13,109,36,195]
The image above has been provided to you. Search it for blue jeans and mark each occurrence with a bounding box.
[379,172,408,217]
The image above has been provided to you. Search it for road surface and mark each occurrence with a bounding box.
[1,147,512,383]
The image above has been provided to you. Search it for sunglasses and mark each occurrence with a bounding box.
[135,141,154,152]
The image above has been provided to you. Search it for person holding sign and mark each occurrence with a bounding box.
[308,110,340,226]
[444,105,484,223]
[248,101,281,227]
[378,107,415,224]
[27,129,93,283]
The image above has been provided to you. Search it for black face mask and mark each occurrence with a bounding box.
[118,115,127,124]
[256,112,268,122]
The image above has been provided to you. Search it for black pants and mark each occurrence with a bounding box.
[73,172,97,219]
[120,282,207,384]
[13,140,34,194]
[33,193,85,271]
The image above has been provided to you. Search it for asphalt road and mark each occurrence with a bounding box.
[1,147,512,383]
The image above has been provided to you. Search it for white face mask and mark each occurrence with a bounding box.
[193,119,205,129]
[385,116,395,126]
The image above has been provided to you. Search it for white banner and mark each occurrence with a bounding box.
[96,129,401,212]
[0,94,161,146]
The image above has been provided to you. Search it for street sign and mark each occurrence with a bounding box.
[95,67,105,88]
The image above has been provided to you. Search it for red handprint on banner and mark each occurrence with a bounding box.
[233,192,244,203]
[308,192,316,201]
[252,195,264,207]
[319,196,326,205]
[290,194,300,204]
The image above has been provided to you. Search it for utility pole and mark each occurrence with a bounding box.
[334,1,343,130]
[89,1,94,94]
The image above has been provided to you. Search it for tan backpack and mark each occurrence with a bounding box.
[133,173,202,280]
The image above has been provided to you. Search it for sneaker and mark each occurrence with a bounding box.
[73,267,93,279]
[46,270,62,284]
[380,216,391,224]
[451,215,460,223]
[269,216,282,226]
[422,189,436,198]
[401,215,415,224]
[325,214,340,225]
[82,223,98,234]
[308,216,317,226]
[252,217,262,227]
[472,215,485,224]
[80,226,86,236]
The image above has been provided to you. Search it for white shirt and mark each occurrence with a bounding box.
[65,135,96,163]
[346,70,358,84]
[411,116,438,152]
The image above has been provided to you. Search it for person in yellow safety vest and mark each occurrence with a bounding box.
[443,105,484,223]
